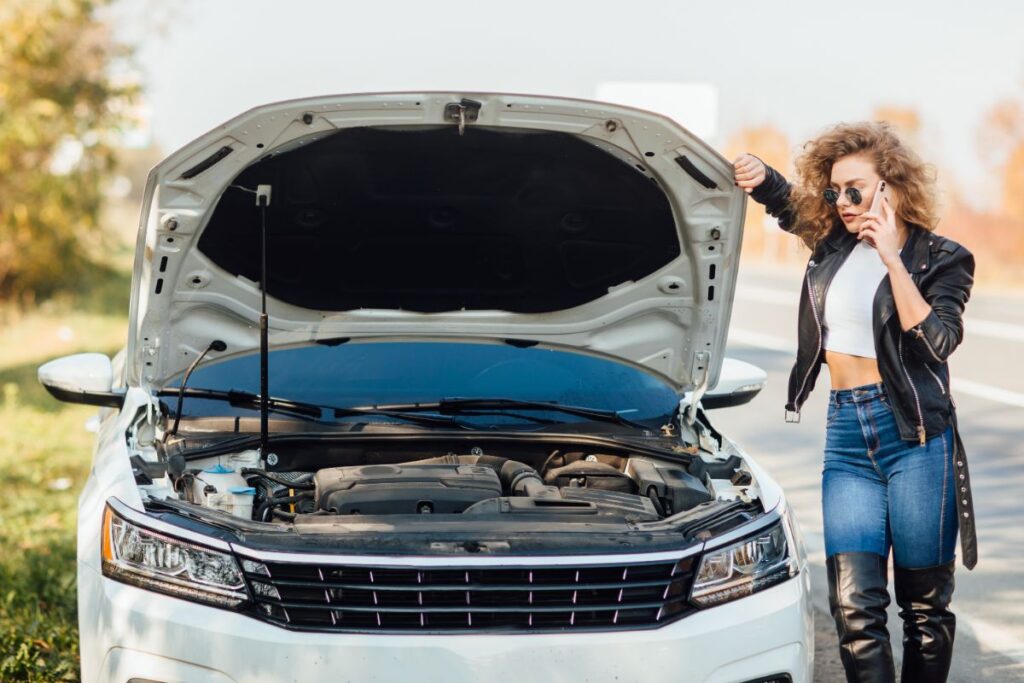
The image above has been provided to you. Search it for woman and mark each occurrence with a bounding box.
[733,121,976,683]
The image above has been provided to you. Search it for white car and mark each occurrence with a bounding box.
[40,92,812,683]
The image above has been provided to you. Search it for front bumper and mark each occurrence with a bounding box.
[82,560,812,683]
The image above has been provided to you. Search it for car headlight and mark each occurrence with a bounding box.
[101,503,248,607]
[690,518,797,608]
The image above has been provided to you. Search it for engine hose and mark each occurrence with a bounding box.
[242,468,316,488]
[646,488,666,517]
[174,472,198,504]
[256,491,314,522]
[248,475,275,513]
[497,458,545,496]
[253,478,275,501]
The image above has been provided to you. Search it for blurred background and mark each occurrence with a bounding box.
[1,0,1022,679]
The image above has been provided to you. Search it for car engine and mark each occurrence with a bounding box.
[162,448,752,525]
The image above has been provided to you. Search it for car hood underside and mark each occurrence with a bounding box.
[127,92,746,393]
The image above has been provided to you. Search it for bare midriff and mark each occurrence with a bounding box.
[824,350,884,389]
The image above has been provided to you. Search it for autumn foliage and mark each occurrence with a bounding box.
[0,0,136,304]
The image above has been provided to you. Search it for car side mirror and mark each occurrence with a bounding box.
[700,357,767,409]
[38,353,125,408]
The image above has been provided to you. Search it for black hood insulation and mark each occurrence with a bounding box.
[198,125,680,313]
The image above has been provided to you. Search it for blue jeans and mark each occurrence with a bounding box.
[822,381,958,568]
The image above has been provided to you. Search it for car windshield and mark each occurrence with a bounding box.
[171,341,679,431]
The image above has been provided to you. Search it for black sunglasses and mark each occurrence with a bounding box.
[823,187,862,206]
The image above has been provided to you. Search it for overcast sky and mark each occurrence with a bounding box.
[119,0,1024,208]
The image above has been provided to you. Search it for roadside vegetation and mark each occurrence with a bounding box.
[0,1,138,678]
[0,172,139,683]
[0,276,128,680]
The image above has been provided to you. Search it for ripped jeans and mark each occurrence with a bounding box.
[822,381,958,568]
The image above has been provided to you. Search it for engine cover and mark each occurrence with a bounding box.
[314,464,503,514]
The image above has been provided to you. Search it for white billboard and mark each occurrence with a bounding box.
[594,82,719,142]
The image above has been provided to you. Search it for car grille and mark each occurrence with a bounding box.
[240,555,697,633]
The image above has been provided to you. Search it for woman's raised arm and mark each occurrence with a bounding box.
[734,153,798,234]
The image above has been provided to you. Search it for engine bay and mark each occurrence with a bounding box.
[142,441,761,528]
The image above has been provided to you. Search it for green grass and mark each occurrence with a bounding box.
[0,397,93,680]
[0,269,128,680]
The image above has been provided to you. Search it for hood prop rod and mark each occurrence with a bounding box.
[256,184,273,458]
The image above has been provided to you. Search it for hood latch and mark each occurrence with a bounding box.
[445,98,482,136]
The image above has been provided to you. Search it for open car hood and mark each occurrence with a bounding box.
[128,92,746,393]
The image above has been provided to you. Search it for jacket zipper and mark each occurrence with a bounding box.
[912,324,944,363]
[898,335,928,445]
[924,364,946,395]
[792,261,823,412]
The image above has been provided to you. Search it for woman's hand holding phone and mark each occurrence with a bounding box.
[857,180,902,266]
[858,180,887,248]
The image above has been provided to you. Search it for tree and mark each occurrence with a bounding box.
[0,0,137,304]
[1003,141,1024,224]
[976,100,1024,173]
[724,124,796,262]
[873,105,922,145]
[975,98,1024,262]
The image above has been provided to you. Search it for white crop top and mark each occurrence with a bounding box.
[823,241,900,359]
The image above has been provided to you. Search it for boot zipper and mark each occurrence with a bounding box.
[898,335,927,445]
[792,261,823,413]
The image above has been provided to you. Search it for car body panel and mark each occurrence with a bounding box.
[127,92,746,394]
[82,566,811,683]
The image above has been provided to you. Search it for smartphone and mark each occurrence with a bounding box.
[861,180,887,248]
[868,179,887,215]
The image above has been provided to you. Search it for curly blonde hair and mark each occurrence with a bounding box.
[789,121,939,251]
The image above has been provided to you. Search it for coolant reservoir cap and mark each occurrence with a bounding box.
[229,486,256,495]
[204,463,234,474]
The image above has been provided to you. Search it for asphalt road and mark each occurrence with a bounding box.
[713,262,1024,682]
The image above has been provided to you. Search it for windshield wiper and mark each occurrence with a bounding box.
[156,388,466,429]
[162,388,323,419]
[370,397,656,432]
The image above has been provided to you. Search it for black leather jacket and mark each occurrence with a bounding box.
[750,162,978,569]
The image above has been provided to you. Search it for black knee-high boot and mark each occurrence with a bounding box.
[894,561,956,683]
[827,552,896,683]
